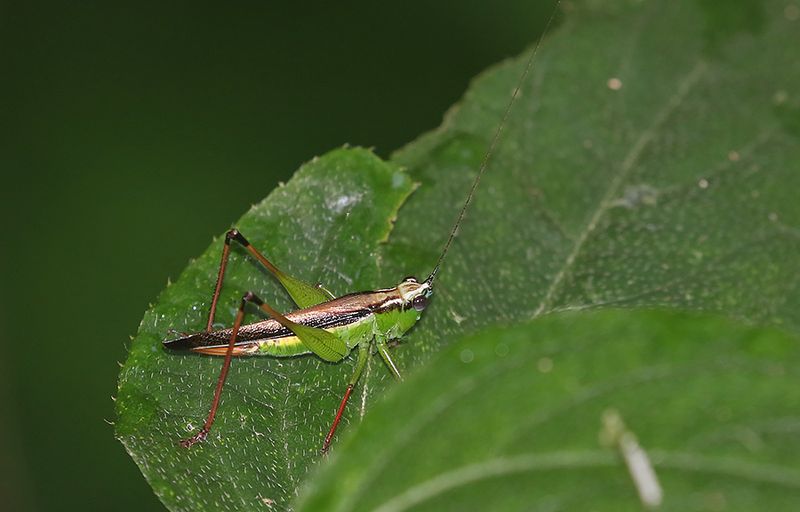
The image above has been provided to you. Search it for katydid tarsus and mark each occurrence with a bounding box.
[164,2,562,453]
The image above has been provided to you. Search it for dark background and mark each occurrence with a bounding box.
[0,1,555,510]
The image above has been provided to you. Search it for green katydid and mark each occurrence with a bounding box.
[164,4,562,453]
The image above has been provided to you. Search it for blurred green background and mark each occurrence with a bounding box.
[0,1,556,509]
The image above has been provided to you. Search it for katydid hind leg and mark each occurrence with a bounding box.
[206,229,332,330]
[229,228,333,307]
[322,342,370,454]
[182,291,259,447]
[205,230,234,332]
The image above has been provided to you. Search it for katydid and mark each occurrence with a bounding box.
[164,3,561,453]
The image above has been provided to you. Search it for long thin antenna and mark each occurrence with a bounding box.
[426,1,562,284]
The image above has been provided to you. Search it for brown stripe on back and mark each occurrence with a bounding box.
[163,287,402,351]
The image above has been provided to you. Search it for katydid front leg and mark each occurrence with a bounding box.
[321,337,404,454]
[376,337,403,381]
[322,342,370,454]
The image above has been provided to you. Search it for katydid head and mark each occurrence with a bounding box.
[397,276,432,312]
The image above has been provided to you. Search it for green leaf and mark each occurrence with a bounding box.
[117,0,800,510]
[295,310,800,511]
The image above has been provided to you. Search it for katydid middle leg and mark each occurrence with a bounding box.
[182,290,261,447]
[322,342,370,454]
[321,337,405,453]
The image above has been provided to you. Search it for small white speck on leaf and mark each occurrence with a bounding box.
[537,357,554,373]
[607,77,623,90]
[728,150,740,162]
[459,349,474,363]
[768,212,779,222]
[774,90,788,104]
[698,178,709,189]
[449,309,466,325]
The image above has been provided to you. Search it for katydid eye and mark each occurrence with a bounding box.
[412,295,428,312]
[404,276,418,283]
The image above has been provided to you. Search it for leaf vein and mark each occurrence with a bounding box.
[533,60,708,317]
